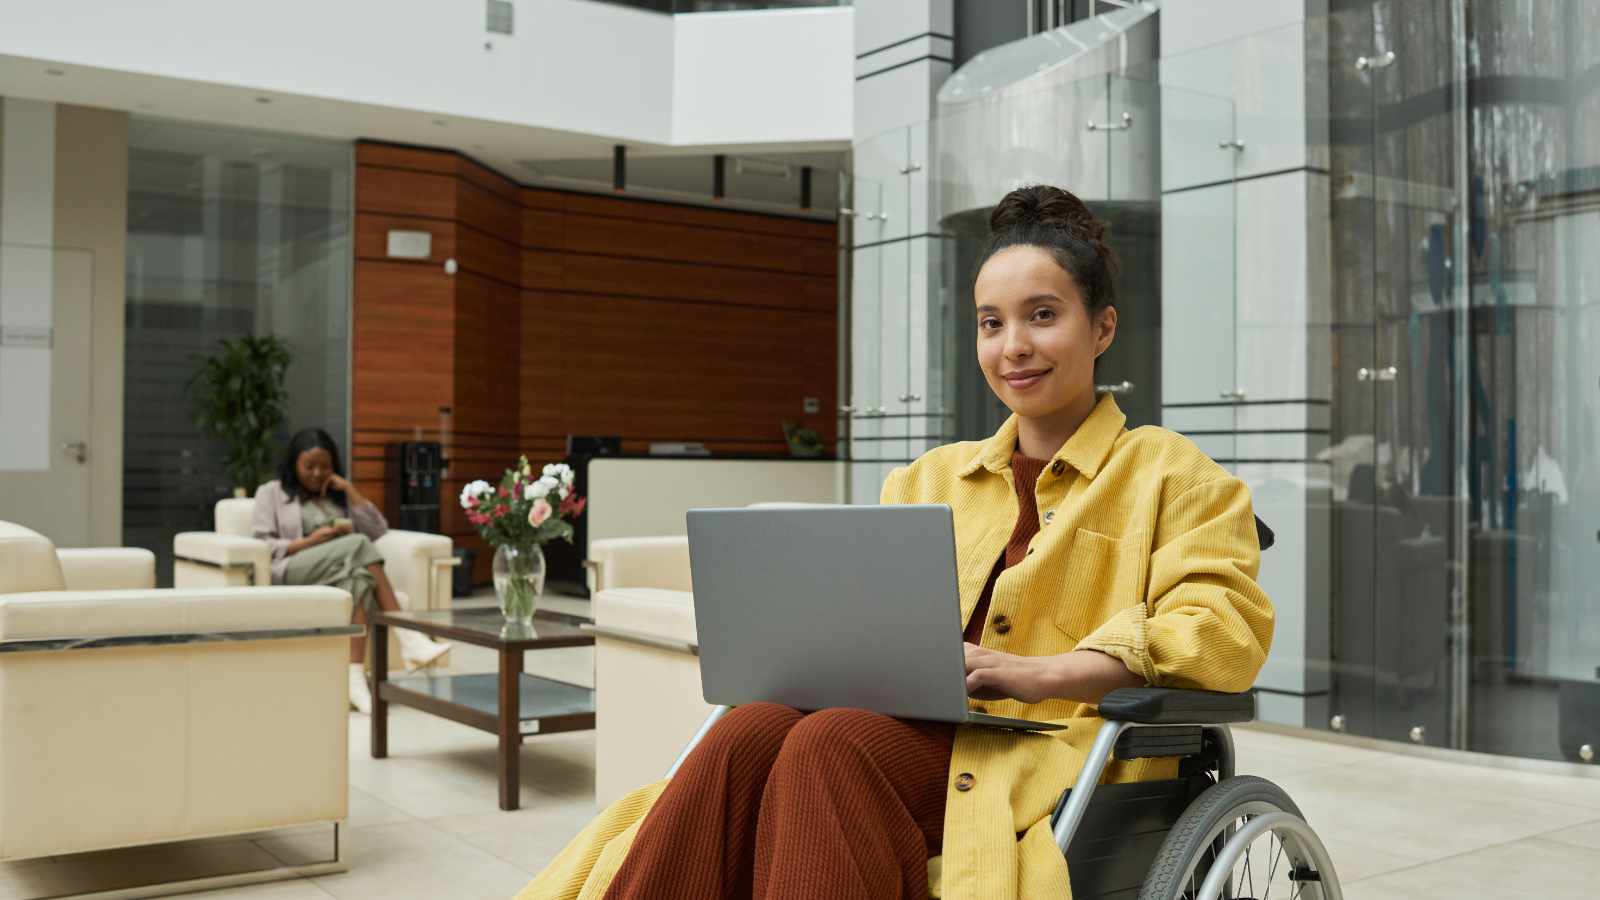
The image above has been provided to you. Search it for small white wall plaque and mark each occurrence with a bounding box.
[1,325,51,348]
[386,230,433,259]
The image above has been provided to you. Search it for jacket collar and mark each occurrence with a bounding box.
[958,391,1127,481]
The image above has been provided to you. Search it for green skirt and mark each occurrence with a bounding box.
[285,533,385,614]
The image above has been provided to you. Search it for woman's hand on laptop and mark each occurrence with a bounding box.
[963,644,1144,705]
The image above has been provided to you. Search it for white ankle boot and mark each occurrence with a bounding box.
[397,628,450,672]
[349,663,372,715]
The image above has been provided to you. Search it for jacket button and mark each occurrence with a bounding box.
[1043,509,1056,522]
[955,773,976,791]
[992,614,1010,634]
[1050,460,1065,476]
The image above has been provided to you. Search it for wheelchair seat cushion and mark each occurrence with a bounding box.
[1096,687,1255,725]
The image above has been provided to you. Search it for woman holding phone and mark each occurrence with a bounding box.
[251,427,448,713]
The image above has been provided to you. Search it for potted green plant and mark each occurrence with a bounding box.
[186,333,293,497]
[782,421,824,458]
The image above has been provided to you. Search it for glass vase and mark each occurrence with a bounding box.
[492,542,545,626]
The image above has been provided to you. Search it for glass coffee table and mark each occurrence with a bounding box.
[368,607,595,810]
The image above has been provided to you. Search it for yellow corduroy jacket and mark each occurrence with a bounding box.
[514,393,1273,900]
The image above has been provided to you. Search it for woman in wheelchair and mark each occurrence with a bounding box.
[252,427,449,713]
[520,186,1275,900]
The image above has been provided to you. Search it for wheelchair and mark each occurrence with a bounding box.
[663,518,1340,900]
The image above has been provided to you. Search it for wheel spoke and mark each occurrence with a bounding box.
[1264,833,1283,900]
[1242,830,1254,899]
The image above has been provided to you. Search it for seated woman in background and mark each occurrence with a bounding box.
[252,427,449,713]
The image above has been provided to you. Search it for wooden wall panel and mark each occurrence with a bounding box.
[551,212,836,276]
[351,260,454,431]
[455,226,520,287]
[357,143,457,173]
[536,188,836,239]
[357,145,838,585]
[520,290,835,456]
[355,166,457,220]
[525,252,835,312]
[457,178,522,241]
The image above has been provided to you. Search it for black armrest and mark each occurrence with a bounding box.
[1255,515,1275,550]
[1097,687,1256,725]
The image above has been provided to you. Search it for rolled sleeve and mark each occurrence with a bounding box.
[1075,477,1273,693]
[351,501,389,541]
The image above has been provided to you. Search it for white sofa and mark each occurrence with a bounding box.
[0,520,351,872]
[175,497,456,669]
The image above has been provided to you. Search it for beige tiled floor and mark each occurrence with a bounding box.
[170,652,1600,900]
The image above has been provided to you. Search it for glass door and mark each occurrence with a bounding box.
[1328,1,1463,747]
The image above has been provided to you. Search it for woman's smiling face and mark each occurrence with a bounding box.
[295,447,335,495]
[974,245,1116,420]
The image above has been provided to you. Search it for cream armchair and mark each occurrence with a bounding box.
[0,520,350,884]
[175,498,456,669]
[583,536,706,809]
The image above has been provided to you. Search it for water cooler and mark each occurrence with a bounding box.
[387,441,441,533]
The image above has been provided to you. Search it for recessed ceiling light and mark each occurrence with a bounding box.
[255,97,271,104]
[45,69,64,76]
[433,120,448,126]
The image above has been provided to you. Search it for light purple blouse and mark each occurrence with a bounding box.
[250,479,388,584]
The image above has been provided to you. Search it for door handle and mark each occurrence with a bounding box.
[1087,112,1132,132]
[1096,381,1135,394]
[1357,366,1398,382]
[1219,139,1245,151]
[1355,50,1395,71]
[898,394,921,403]
[1220,389,1246,402]
[61,441,87,464]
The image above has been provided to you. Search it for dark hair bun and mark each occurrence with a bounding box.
[977,184,1121,319]
[989,185,1120,275]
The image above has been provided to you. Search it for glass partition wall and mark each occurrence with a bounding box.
[123,118,352,584]
[934,71,1166,444]
[1328,0,1600,761]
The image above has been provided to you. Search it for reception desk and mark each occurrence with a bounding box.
[585,456,845,551]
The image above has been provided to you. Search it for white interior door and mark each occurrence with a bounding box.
[0,244,94,546]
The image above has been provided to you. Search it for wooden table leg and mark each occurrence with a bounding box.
[498,647,521,810]
[371,619,388,759]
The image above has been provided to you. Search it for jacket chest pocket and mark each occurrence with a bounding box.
[1056,528,1148,642]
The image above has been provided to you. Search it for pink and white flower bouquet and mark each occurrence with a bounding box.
[459,457,586,623]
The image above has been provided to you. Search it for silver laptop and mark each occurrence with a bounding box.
[686,504,1063,731]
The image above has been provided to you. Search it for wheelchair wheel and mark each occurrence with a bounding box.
[1139,775,1336,900]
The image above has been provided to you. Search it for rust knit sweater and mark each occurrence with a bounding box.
[962,452,1050,645]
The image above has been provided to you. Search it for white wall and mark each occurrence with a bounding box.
[0,0,853,151]
[672,8,853,146]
